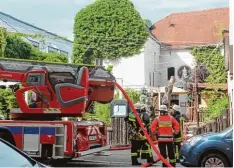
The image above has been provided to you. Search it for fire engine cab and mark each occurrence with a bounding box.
[0,58,115,163]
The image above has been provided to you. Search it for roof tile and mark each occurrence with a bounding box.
[152,7,229,46]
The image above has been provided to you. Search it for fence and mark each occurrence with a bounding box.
[107,109,231,144]
[194,109,230,135]
[107,117,130,145]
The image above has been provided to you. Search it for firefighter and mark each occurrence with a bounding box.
[172,104,184,163]
[150,105,180,167]
[139,105,154,164]
[124,103,153,165]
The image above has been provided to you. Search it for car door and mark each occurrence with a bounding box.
[224,130,233,165]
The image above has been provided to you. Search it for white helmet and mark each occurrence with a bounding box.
[134,103,141,110]
[172,105,180,112]
[159,105,168,112]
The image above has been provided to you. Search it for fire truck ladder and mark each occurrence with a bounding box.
[115,83,173,168]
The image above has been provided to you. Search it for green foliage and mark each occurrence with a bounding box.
[5,34,32,59]
[191,46,227,84]
[0,27,68,63]
[204,95,229,121]
[115,88,140,103]
[30,47,68,63]
[0,28,68,118]
[73,0,149,64]
[84,88,140,125]
[0,88,18,119]
[106,64,113,73]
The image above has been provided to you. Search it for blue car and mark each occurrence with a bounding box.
[180,126,233,167]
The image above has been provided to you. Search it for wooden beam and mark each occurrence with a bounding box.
[189,83,228,89]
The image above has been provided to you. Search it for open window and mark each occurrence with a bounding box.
[167,67,175,80]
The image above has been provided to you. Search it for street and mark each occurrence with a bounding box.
[63,150,183,167]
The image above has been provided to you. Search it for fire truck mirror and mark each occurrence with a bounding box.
[110,99,129,118]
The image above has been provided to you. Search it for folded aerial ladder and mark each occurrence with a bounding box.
[0,57,173,167]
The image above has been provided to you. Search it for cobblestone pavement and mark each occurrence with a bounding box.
[63,150,183,167]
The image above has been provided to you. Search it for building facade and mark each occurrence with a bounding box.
[149,7,229,88]
[103,35,161,90]
[0,12,73,62]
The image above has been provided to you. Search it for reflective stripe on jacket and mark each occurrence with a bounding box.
[150,115,180,142]
[173,115,185,142]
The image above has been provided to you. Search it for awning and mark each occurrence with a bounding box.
[148,86,188,94]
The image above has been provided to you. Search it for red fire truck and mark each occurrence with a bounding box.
[0,58,115,163]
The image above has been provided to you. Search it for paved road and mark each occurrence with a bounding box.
[63,150,183,167]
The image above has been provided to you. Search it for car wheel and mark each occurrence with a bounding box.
[200,153,229,167]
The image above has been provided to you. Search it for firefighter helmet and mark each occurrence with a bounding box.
[172,104,180,112]
[158,105,168,112]
[134,103,141,110]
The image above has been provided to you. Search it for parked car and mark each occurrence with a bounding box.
[0,138,49,167]
[0,126,16,146]
[180,126,233,167]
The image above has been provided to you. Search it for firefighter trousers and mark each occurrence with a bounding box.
[131,139,141,165]
[158,142,176,167]
[140,139,154,163]
[174,142,181,163]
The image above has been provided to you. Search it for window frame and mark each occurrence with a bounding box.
[60,50,69,56]
[48,46,59,53]
[29,39,39,49]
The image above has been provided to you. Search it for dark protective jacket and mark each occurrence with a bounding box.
[124,111,151,140]
[172,111,184,142]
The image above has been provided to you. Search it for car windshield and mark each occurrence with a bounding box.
[0,139,36,167]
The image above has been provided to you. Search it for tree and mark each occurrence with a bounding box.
[0,88,18,119]
[191,46,227,84]
[73,0,149,64]
[5,34,32,59]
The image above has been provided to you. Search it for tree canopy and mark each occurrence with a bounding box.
[191,46,227,84]
[73,0,149,64]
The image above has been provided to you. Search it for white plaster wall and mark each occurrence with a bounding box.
[103,52,145,88]
[144,37,161,87]
[156,48,195,87]
[103,37,160,89]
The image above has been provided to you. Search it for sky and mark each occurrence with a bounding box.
[0,0,229,40]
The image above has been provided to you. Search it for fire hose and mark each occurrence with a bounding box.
[115,82,173,168]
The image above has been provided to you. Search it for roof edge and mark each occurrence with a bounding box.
[152,7,229,25]
[160,43,221,50]
[0,11,73,43]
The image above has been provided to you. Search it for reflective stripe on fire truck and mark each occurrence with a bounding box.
[44,108,61,113]
[87,126,98,135]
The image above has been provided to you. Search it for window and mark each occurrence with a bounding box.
[60,50,68,56]
[0,140,35,167]
[167,67,175,80]
[48,46,59,53]
[29,40,39,49]
[49,72,75,89]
